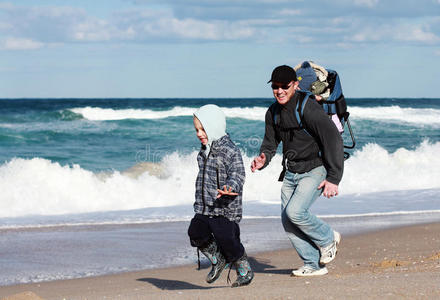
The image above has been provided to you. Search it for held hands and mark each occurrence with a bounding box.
[318,180,339,198]
[251,153,266,172]
[216,185,239,199]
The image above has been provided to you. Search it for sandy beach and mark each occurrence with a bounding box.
[0,222,439,300]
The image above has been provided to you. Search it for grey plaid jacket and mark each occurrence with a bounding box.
[194,134,245,223]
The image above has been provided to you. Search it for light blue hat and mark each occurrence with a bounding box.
[194,104,226,146]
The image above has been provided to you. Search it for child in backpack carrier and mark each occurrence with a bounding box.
[187,104,254,288]
[295,61,344,133]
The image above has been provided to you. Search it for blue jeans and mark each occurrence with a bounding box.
[281,166,334,269]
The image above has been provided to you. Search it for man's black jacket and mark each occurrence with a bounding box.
[259,91,344,185]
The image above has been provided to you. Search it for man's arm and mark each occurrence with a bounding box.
[252,107,280,171]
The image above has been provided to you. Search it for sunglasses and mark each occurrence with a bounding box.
[271,83,292,90]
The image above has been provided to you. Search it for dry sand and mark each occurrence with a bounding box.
[1,222,439,300]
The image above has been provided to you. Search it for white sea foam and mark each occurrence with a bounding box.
[349,105,440,126]
[317,210,440,219]
[1,141,440,219]
[340,140,440,194]
[70,105,440,126]
[70,106,196,120]
[70,106,268,121]
[0,154,199,218]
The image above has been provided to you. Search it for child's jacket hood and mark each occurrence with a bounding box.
[194,104,226,147]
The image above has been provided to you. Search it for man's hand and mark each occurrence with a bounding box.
[318,180,338,198]
[217,185,239,199]
[251,153,266,172]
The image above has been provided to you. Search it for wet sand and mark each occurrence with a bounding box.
[1,222,439,300]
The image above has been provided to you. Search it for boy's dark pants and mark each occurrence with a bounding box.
[188,214,244,263]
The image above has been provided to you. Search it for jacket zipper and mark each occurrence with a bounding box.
[201,151,211,215]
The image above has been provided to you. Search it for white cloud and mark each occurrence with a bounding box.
[278,9,301,16]
[0,2,14,10]
[0,1,439,47]
[1,37,44,50]
[0,21,12,30]
[344,22,440,46]
[397,27,440,44]
[30,5,85,19]
[353,0,379,8]
[350,27,386,42]
[140,17,256,40]
[73,19,113,41]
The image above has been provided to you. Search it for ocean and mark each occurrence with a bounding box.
[1,97,440,285]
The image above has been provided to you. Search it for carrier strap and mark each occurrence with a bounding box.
[271,91,314,182]
[271,91,312,129]
[295,91,312,136]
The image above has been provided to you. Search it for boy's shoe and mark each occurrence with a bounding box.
[199,240,228,284]
[291,265,328,277]
[206,255,228,284]
[319,231,341,264]
[231,253,254,288]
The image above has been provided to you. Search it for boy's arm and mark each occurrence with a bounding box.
[224,148,245,194]
[216,148,245,205]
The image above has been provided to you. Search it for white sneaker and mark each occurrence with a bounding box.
[319,231,341,264]
[291,265,328,277]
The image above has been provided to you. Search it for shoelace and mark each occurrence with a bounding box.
[197,249,201,270]
[323,244,335,257]
[226,263,233,285]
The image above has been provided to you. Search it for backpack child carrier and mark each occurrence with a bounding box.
[294,61,355,159]
[271,61,356,163]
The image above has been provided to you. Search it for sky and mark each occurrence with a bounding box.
[0,0,439,98]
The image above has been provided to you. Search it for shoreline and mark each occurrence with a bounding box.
[1,222,440,299]
[2,211,440,287]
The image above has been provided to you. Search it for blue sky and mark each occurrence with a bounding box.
[0,0,439,98]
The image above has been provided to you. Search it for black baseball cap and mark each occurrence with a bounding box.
[267,65,297,84]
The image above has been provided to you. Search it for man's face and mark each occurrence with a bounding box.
[272,81,298,105]
[193,116,208,145]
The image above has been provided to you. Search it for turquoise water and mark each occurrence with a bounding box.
[2,98,439,172]
[1,97,440,221]
[1,97,440,285]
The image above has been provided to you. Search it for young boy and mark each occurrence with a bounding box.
[187,104,253,288]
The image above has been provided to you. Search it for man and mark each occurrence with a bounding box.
[251,65,344,276]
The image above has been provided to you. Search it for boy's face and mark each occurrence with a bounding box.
[193,117,208,145]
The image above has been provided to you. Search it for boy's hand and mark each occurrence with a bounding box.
[251,153,266,172]
[216,185,239,198]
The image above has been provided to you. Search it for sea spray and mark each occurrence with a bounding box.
[0,156,197,218]
[70,106,269,121]
[349,106,440,126]
[1,141,440,219]
[341,140,440,194]
[70,105,440,127]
